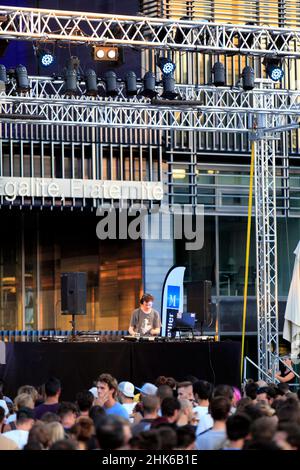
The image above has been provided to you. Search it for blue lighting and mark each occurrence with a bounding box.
[39,51,55,68]
[158,57,176,76]
[266,64,284,82]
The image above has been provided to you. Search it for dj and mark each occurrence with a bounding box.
[128,293,161,336]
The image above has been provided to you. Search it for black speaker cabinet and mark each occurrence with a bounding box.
[61,272,87,315]
[186,280,212,324]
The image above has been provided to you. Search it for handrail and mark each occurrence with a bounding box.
[243,355,278,383]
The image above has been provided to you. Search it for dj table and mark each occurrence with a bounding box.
[0,341,241,400]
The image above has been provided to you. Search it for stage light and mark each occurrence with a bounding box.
[140,72,157,98]
[104,71,118,97]
[212,62,225,86]
[242,66,255,91]
[157,57,176,76]
[125,71,137,96]
[64,57,80,96]
[264,58,284,82]
[15,64,30,92]
[0,64,7,84]
[85,69,98,96]
[161,75,179,100]
[93,46,119,62]
[39,49,55,68]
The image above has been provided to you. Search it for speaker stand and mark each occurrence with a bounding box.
[200,321,204,336]
[70,315,77,342]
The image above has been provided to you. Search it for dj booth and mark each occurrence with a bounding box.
[0,339,241,400]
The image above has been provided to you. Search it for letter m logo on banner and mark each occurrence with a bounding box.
[167,286,180,309]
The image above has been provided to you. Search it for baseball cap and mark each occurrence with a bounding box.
[89,387,98,398]
[135,383,158,396]
[118,381,135,398]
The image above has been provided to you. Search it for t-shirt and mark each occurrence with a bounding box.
[105,402,129,420]
[121,403,136,422]
[196,429,227,450]
[34,403,60,420]
[129,308,161,335]
[4,429,29,449]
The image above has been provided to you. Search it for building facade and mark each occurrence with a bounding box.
[0,0,300,349]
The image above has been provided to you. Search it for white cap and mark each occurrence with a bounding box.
[118,381,135,398]
[89,386,98,398]
[135,383,158,396]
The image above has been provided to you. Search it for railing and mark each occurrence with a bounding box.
[243,354,300,387]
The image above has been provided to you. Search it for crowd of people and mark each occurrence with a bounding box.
[0,373,300,451]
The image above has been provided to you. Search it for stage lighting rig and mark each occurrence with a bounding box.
[93,46,120,62]
[157,57,176,76]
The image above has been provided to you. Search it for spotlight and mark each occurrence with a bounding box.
[242,66,255,91]
[0,64,7,84]
[264,58,284,82]
[125,71,137,96]
[140,72,157,98]
[93,46,119,62]
[64,56,80,96]
[15,64,30,92]
[85,69,98,96]
[212,62,225,86]
[104,71,118,97]
[37,48,55,68]
[161,75,179,100]
[157,57,176,76]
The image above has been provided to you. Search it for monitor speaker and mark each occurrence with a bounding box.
[186,280,212,324]
[61,272,87,315]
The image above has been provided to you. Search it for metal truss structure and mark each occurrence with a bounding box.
[1,4,300,57]
[1,5,300,378]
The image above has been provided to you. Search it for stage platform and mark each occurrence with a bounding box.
[0,341,241,400]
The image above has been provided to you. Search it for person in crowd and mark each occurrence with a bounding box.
[4,407,35,449]
[222,413,251,450]
[157,385,174,404]
[193,380,213,423]
[235,397,252,413]
[3,393,35,432]
[250,416,278,443]
[27,422,51,450]
[57,402,78,431]
[17,386,38,405]
[176,381,194,402]
[156,426,177,450]
[129,430,161,451]
[177,399,196,426]
[49,439,78,450]
[0,407,19,450]
[137,383,158,397]
[275,356,296,385]
[152,397,181,428]
[96,415,126,450]
[244,381,259,402]
[89,405,106,427]
[70,417,95,450]
[176,424,196,450]
[155,376,177,390]
[34,377,61,420]
[45,421,65,447]
[132,395,160,435]
[95,373,129,420]
[75,391,94,417]
[196,397,231,450]
[275,422,300,450]
[128,293,161,336]
[118,381,136,419]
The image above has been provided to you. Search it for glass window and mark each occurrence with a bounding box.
[219,216,256,296]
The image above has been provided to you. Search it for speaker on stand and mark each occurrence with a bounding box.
[186,280,212,335]
[61,272,87,340]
